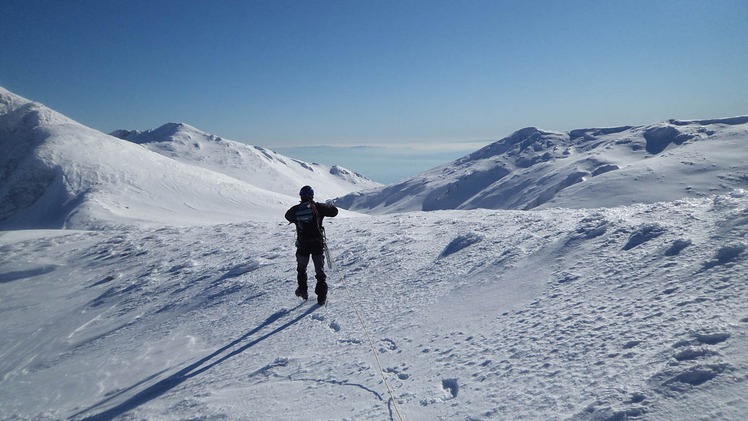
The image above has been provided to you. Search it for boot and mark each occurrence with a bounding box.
[315,281,327,305]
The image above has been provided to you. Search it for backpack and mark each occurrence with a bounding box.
[295,202,323,241]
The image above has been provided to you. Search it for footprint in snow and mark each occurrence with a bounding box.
[311,313,341,332]
[381,338,397,351]
[384,366,410,380]
[441,378,459,399]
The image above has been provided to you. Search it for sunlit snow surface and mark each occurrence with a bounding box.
[2,192,747,420]
[337,119,748,214]
[0,87,377,230]
[1,86,747,420]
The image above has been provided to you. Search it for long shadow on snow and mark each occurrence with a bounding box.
[72,302,313,421]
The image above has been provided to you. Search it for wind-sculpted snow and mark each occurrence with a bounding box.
[438,232,484,258]
[337,118,748,213]
[1,191,747,420]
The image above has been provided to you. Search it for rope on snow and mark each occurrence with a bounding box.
[327,249,405,421]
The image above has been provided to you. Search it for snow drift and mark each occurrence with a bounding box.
[336,119,748,213]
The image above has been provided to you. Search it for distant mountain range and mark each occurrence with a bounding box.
[335,118,748,213]
[2,85,746,229]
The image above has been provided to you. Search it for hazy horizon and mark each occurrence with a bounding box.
[2,0,746,153]
[275,143,487,184]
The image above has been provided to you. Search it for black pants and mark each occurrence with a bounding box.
[296,241,327,298]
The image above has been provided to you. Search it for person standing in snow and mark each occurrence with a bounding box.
[285,185,338,305]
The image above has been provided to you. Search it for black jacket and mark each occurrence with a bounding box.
[285,200,338,242]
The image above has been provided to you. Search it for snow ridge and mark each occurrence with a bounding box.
[0,87,375,229]
[110,122,380,200]
[336,118,748,213]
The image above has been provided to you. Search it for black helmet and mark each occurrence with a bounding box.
[299,185,314,198]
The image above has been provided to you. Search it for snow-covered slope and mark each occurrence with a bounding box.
[0,87,296,229]
[1,191,746,420]
[337,119,748,213]
[0,87,369,230]
[2,85,747,420]
[111,123,380,200]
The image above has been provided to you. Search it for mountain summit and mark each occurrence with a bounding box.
[336,118,748,213]
[110,122,379,199]
[0,87,373,229]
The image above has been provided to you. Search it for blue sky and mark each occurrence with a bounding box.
[2,0,747,179]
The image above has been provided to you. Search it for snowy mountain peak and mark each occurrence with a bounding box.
[111,122,221,145]
[670,115,748,126]
[454,127,568,169]
[337,117,748,213]
[0,86,33,112]
[568,125,634,140]
[0,86,375,229]
[110,123,380,200]
[0,87,75,130]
